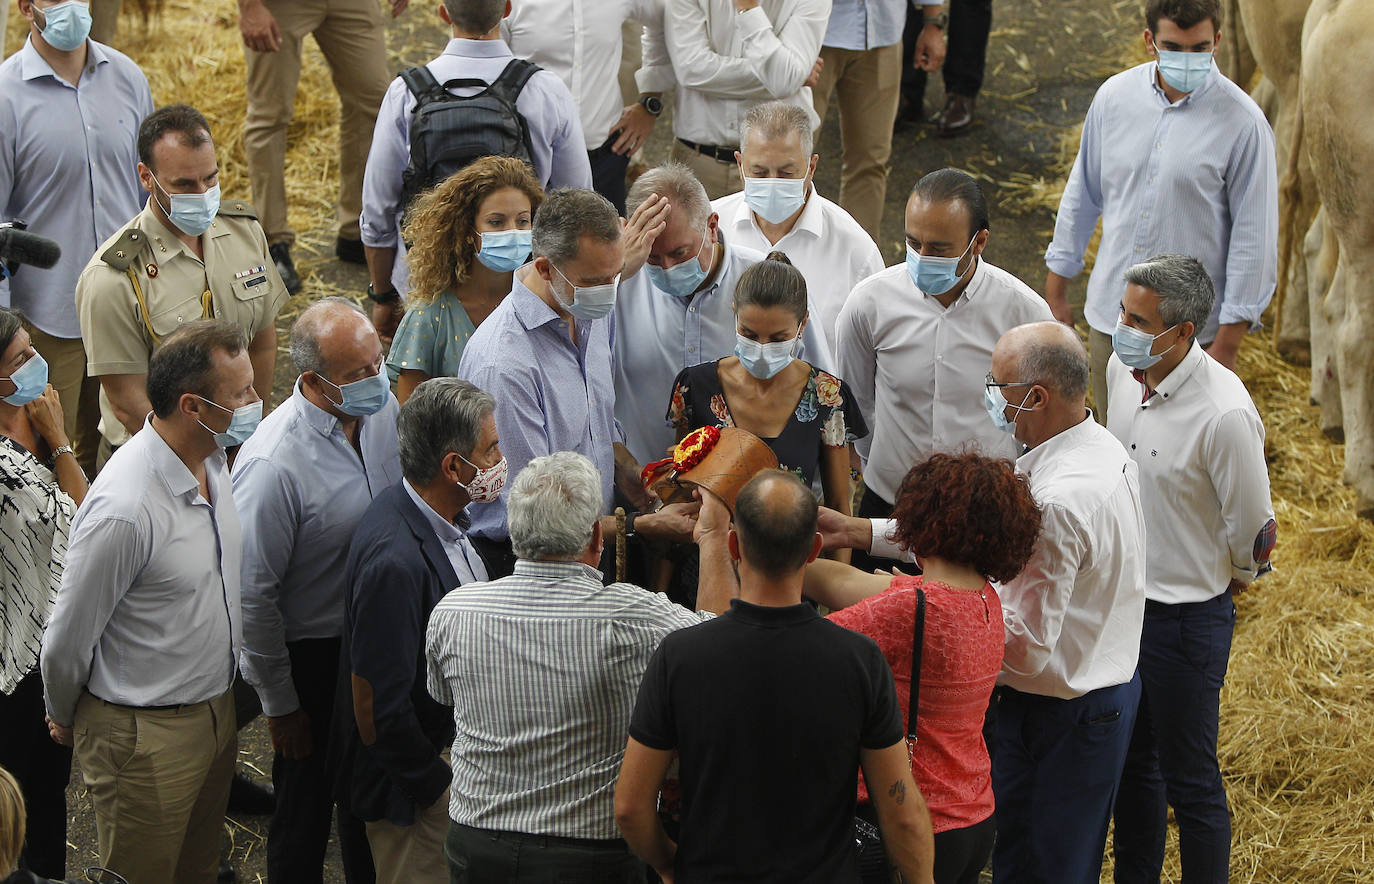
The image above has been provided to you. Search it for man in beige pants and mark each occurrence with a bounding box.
[237,0,400,293]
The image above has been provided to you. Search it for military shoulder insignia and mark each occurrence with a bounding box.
[99,227,149,271]
[217,201,259,220]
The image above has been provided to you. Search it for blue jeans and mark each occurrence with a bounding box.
[991,676,1141,884]
[1113,592,1236,884]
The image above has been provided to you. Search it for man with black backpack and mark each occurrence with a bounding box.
[359,0,592,342]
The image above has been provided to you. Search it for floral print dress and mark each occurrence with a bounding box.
[666,360,868,486]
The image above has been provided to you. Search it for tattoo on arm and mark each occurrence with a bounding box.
[888,779,906,805]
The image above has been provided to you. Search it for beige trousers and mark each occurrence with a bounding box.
[1089,326,1113,424]
[669,140,743,201]
[75,689,237,884]
[365,787,451,884]
[25,324,100,477]
[812,42,904,245]
[243,0,390,244]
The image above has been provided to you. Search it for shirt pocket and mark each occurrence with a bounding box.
[233,273,275,303]
[148,292,210,339]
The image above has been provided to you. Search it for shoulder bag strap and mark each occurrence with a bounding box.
[908,588,925,742]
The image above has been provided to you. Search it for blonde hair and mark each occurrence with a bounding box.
[401,156,544,306]
[0,765,24,877]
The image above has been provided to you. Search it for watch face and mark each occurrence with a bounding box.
[642,96,663,115]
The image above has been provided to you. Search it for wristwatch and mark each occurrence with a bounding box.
[922,10,949,29]
[624,510,640,538]
[638,94,664,117]
[367,281,401,304]
[51,445,73,461]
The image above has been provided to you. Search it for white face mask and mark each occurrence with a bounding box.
[552,264,619,321]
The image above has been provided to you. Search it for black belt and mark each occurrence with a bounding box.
[677,138,736,164]
[455,821,628,851]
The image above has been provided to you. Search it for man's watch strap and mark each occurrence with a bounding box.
[625,510,639,538]
[367,282,401,303]
[638,94,664,117]
[923,10,949,29]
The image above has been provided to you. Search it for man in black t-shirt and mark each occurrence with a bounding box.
[614,471,936,883]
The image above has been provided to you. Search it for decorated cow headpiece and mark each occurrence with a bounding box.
[640,426,780,511]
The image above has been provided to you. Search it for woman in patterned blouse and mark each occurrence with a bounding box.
[665,252,867,561]
[386,156,544,403]
[0,308,87,878]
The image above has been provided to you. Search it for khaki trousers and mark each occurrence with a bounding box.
[812,42,903,245]
[366,785,450,884]
[1089,326,1113,424]
[669,140,743,201]
[25,324,100,477]
[243,0,390,244]
[75,688,237,884]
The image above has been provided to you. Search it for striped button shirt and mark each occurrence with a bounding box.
[424,559,713,838]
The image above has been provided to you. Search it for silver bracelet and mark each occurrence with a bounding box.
[52,445,74,460]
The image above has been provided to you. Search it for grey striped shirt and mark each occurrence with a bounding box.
[424,559,713,838]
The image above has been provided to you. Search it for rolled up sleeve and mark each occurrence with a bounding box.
[360,77,411,251]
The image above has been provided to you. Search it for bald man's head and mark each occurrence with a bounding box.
[733,470,819,579]
[995,321,1090,402]
[290,297,378,380]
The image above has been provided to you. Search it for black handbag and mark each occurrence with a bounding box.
[854,588,925,883]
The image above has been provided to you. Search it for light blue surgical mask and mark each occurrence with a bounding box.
[152,174,220,237]
[552,264,620,321]
[319,367,389,417]
[647,229,710,298]
[1155,48,1213,93]
[37,0,92,52]
[197,396,262,448]
[735,332,798,380]
[2,352,49,406]
[984,382,1034,436]
[906,235,976,296]
[743,176,807,225]
[474,229,532,272]
[1112,320,1179,370]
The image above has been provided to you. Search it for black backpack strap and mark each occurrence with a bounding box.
[488,58,541,104]
[908,588,925,742]
[400,65,447,104]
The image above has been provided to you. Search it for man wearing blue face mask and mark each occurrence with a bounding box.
[613,162,833,469]
[711,101,883,357]
[231,298,402,884]
[1044,0,1277,421]
[42,320,257,884]
[75,104,288,469]
[836,168,1051,574]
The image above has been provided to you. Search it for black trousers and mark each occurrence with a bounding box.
[445,821,646,883]
[588,135,631,216]
[0,670,72,879]
[850,487,917,577]
[267,637,373,884]
[902,0,994,102]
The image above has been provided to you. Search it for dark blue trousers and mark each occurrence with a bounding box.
[991,675,1140,884]
[1113,593,1236,884]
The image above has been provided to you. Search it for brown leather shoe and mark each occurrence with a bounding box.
[935,93,976,138]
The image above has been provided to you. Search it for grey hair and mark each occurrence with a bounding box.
[1018,326,1090,401]
[530,188,621,266]
[289,297,366,375]
[1124,254,1216,341]
[507,452,602,561]
[739,101,814,156]
[625,163,711,231]
[396,378,496,485]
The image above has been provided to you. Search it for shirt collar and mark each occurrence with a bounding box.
[1016,411,1097,477]
[403,479,464,545]
[17,36,109,82]
[138,202,201,262]
[1137,340,1205,406]
[291,378,344,438]
[142,416,220,502]
[731,183,827,241]
[726,598,820,626]
[920,255,986,306]
[1147,58,1217,106]
[441,37,514,59]
[664,240,738,303]
[509,272,566,331]
[511,559,605,585]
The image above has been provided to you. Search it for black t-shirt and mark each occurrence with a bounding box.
[629,598,904,883]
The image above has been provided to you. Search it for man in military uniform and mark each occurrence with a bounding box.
[76,104,287,463]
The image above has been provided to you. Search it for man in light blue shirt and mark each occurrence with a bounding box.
[614,163,831,468]
[361,0,593,341]
[1043,0,1277,421]
[0,2,153,476]
[232,297,402,883]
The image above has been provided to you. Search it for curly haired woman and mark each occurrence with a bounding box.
[386,157,544,403]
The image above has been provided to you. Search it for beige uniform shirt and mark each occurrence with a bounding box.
[75,200,288,446]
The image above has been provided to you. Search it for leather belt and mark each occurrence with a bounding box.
[677,138,736,164]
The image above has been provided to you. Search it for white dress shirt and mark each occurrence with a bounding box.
[1044,62,1277,343]
[503,0,673,149]
[998,416,1147,700]
[665,0,831,147]
[712,184,883,355]
[835,258,1053,503]
[231,382,403,717]
[402,480,488,587]
[41,420,242,724]
[611,240,832,466]
[823,0,941,52]
[1106,344,1275,605]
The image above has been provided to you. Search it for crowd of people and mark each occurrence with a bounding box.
[0,0,1280,882]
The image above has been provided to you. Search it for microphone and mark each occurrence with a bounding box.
[0,225,62,271]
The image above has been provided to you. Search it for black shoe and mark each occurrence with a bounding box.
[227,771,275,816]
[269,241,302,295]
[335,236,367,265]
[218,859,237,883]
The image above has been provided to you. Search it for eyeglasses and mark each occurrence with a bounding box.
[985,372,1034,391]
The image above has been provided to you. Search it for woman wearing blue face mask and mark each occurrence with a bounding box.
[666,252,867,558]
[387,157,544,404]
[0,308,88,880]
